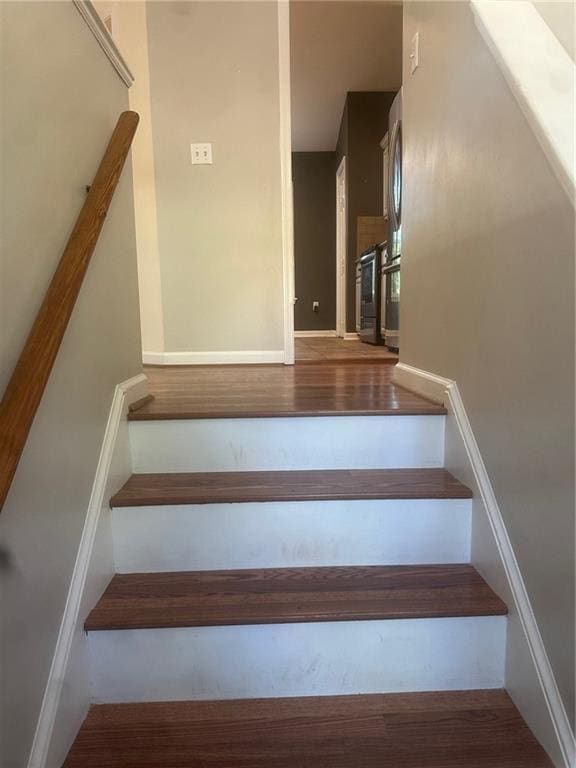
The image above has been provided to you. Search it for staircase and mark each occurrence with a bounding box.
[62,367,553,766]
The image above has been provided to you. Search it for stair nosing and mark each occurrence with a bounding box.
[128,406,447,421]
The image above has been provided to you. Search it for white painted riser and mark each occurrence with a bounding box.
[111,499,472,573]
[129,415,446,472]
[88,616,506,703]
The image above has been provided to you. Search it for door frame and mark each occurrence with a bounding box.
[335,156,347,338]
[278,0,295,364]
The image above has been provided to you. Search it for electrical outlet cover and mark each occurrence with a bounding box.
[190,143,213,165]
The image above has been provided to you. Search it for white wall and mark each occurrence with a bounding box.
[400,0,574,758]
[0,2,142,764]
[145,1,285,359]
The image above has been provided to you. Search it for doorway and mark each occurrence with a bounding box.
[286,0,402,363]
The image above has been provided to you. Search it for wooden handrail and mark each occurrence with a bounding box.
[0,110,139,512]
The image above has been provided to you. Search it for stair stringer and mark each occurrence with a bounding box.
[394,362,574,768]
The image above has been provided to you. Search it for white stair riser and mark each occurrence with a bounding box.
[129,416,446,472]
[111,499,472,572]
[88,616,506,702]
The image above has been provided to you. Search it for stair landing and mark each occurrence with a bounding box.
[62,690,553,767]
[131,362,445,420]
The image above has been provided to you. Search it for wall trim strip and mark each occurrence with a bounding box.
[394,362,575,768]
[470,0,575,205]
[142,350,285,366]
[73,0,134,88]
[26,373,148,768]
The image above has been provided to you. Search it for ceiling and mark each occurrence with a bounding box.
[290,1,403,152]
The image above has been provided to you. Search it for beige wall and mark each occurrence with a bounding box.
[146,1,285,355]
[0,2,142,764]
[401,0,574,736]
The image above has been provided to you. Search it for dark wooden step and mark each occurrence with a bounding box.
[110,468,473,507]
[85,564,507,631]
[62,690,553,767]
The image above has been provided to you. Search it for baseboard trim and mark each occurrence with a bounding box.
[142,350,285,366]
[294,330,337,338]
[27,373,148,768]
[394,362,452,404]
[393,362,575,768]
[343,333,360,341]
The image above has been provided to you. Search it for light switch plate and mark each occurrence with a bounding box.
[190,143,213,165]
[410,32,419,74]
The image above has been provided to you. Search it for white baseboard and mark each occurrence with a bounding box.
[294,330,337,338]
[393,362,575,768]
[394,362,451,404]
[142,350,285,365]
[27,373,148,768]
[343,332,360,341]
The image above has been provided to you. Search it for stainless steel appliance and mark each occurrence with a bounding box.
[382,258,400,350]
[358,242,386,345]
[384,89,402,351]
[379,262,387,340]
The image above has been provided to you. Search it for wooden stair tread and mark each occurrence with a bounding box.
[62,690,553,767]
[111,468,473,507]
[85,564,507,631]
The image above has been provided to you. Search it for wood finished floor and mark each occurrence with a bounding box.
[62,690,553,767]
[295,336,398,363]
[132,362,444,420]
[111,468,472,507]
[85,564,507,631]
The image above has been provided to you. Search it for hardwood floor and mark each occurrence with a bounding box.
[111,468,472,507]
[62,690,553,767]
[85,564,507,631]
[295,336,398,363]
[132,362,445,420]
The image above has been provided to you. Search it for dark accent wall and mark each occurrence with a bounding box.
[335,91,397,332]
[292,152,336,331]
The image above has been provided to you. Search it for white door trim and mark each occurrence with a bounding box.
[277,0,295,365]
[336,156,347,338]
